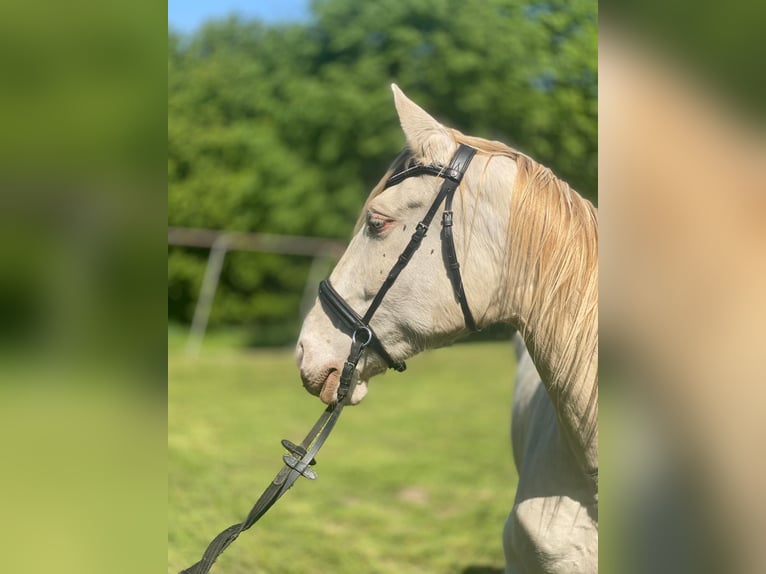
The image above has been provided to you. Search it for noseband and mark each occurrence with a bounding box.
[319,143,478,402]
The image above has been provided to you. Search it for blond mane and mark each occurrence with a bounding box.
[360,132,598,452]
[453,130,598,452]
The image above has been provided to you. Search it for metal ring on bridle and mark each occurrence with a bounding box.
[352,326,373,346]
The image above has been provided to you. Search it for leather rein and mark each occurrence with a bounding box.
[180,143,477,574]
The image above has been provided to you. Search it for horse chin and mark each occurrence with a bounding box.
[348,379,368,405]
[317,373,369,406]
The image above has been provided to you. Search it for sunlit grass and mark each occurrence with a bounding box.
[169,331,518,574]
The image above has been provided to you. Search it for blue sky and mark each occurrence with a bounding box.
[168,0,310,33]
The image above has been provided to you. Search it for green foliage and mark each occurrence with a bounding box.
[168,0,597,342]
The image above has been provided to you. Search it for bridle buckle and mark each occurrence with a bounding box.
[352,326,373,346]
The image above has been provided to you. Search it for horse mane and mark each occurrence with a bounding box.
[453,130,599,454]
[360,131,598,451]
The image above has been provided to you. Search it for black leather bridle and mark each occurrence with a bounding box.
[180,143,477,574]
[318,142,478,400]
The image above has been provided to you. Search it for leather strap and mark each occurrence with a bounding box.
[180,402,345,574]
[440,146,478,330]
[180,332,369,574]
[364,144,477,330]
[318,280,406,372]
[318,145,478,375]
[361,175,454,323]
[383,163,445,189]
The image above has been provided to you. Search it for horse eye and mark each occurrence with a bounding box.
[367,214,391,234]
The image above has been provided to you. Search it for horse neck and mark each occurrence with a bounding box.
[500,159,599,478]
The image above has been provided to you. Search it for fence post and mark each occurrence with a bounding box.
[185,235,230,357]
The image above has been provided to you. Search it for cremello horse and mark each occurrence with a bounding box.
[297,85,598,573]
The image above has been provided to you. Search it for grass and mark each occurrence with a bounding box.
[169,330,518,574]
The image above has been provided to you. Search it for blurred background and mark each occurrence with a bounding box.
[600,2,766,573]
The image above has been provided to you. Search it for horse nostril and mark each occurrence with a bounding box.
[295,341,305,368]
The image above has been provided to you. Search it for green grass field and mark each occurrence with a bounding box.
[169,330,518,574]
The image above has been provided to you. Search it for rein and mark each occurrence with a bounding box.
[179,143,477,574]
[179,402,343,574]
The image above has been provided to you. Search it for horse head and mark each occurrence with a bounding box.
[296,85,516,404]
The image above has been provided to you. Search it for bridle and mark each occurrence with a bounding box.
[180,143,477,574]
[318,142,478,401]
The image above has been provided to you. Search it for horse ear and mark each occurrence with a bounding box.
[391,84,453,163]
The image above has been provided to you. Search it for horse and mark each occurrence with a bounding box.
[507,333,597,573]
[296,84,598,573]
